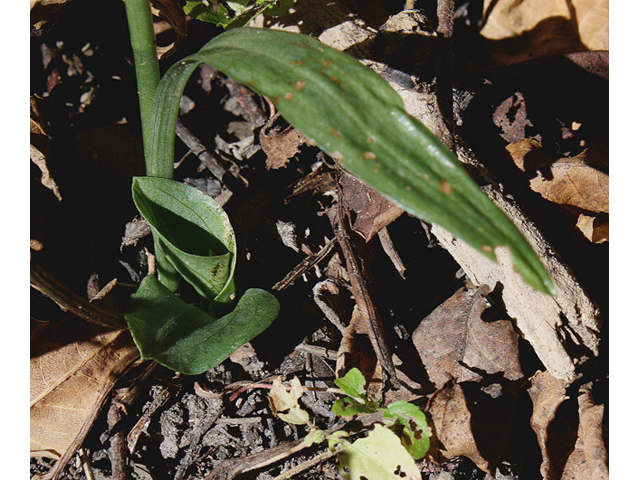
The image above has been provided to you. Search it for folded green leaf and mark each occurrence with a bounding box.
[124,275,279,375]
[132,177,236,305]
[149,27,555,295]
[383,401,430,460]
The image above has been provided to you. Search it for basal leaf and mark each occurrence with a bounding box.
[149,27,554,295]
[333,424,421,480]
[124,275,279,375]
[132,177,236,305]
[383,401,430,459]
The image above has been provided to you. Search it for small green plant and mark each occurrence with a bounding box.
[184,0,296,29]
[268,368,428,480]
[122,0,555,375]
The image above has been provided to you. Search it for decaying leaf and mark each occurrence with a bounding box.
[573,0,609,50]
[267,376,310,426]
[332,424,421,480]
[260,115,312,170]
[31,319,139,471]
[150,0,187,58]
[573,382,608,479]
[528,370,573,479]
[576,212,609,243]
[428,381,519,474]
[507,139,609,213]
[529,374,608,480]
[412,285,523,389]
[481,0,608,64]
[340,173,404,242]
[31,96,62,202]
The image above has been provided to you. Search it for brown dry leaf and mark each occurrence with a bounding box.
[528,370,573,479]
[31,319,139,464]
[340,173,404,242]
[31,96,62,202]
[260,119,312,170]
[576,213,609,243]
[507,140,609,214]
[428,382,519,474]
[571,382,608,479]
[480,0,608,64]
[412,285,523,390]
[574,0,609,50]
[31,0,74,26]
[151,0,187,58]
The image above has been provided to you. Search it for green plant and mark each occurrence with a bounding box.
[268,368,428,479]
[184,0,296,29]
[123,0,555,375]
[122,0,280,375]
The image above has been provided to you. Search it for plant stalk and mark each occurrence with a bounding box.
[124,0,167,177]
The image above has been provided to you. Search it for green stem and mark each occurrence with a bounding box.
[124,0,167,178]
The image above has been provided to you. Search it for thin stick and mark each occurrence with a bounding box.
[271,238,337,294]
[332,192,399,387]
[271,447,337,480]
[435,0,456,151]
[30,260,125,330]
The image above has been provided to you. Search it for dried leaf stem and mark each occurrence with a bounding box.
[332,187,399,387]
[30,260,125,330]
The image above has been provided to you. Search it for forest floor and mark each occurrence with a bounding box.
[30,1,608,479]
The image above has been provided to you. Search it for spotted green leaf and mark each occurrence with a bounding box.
[150,27,555,295]
[330,424,421,480]
[383,401,430,459]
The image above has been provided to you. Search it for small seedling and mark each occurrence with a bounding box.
[268,368,429,480]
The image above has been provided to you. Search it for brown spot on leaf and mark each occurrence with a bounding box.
[330,76,341,83]
[331,129,342,138]
[363,151,376,160]
[283,92,294,101]
[322,59,332,68]
[293,80,306,91]
[440,181,453,195]
[294,60,304,65]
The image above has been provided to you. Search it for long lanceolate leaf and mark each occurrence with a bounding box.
[151,28,555,295]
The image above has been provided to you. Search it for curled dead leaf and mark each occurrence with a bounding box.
[576,213,608,243]
[150,0,187,58]
[507,139,609,214]
[528,370,573,479]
